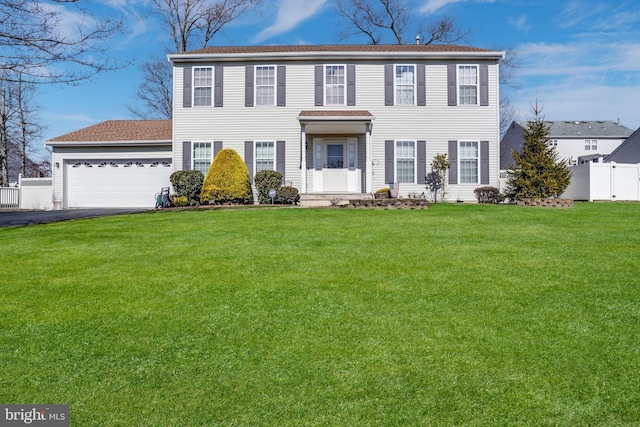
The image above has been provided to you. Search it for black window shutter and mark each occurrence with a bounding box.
[417,140,426,184]
[277,65,286,107]
[245,66,254,107]
[447,65,457,106]
[214,141,223,158]
[315,65,324,106]
[448,140,458,184]
[182,141,191,170]
[183,66,192,108]
[276,141,286,184]
[214,65,223,107]
[480,140,490,184]
[245,141,254,183]
[385,140,394,183]
[384,64,394,106]
[417,65,426,106]
[480,65,489,106]
[347,64,356,106]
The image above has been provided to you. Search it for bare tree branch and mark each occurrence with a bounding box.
[0,0,125,84]
[336,0,467,45]
[127,56,173,120]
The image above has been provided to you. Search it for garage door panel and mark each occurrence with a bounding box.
[66,160,173,208]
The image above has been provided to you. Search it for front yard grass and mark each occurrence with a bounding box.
[1,203,639,426]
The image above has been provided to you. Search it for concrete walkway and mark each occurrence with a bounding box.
[0,209,148,228]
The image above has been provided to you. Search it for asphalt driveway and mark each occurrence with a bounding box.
[0,209,148,228]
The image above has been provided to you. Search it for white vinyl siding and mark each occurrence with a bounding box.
[395,65,415,105]
[256,66,275,106]
[193,142,212,174]
[396,140,415,184]
[193,67,213,106]
[255,141,275,173]
[458,65,478,105]
[325,65,345,105]
[459,141,479,184]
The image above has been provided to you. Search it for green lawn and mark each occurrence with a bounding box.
[1,203,639,426]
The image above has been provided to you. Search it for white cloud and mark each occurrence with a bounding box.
[508,15,530,32]
[254,0,328,43]
[419,0,496,15]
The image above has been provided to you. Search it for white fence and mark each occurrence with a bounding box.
[0,175,53,210]
[562,162,640,201]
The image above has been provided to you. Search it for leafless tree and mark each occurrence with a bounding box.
[0,0,125,85]
[497,47,520,138]
[127,55,174,120]
[0,73,43,185]
[129,0,261,119]
[335,0,467,44]
[154,0,262,53]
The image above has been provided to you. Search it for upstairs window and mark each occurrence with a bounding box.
[325,65,345,105]
[395,65,415,105]
[458,65,478,105]
[255,66,275,106]
[585,139,597,150]
[193,67,212,106]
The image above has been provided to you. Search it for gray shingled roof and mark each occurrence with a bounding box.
[606,127,640,163]
[516,120,633,138]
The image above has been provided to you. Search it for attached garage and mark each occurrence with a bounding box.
[47,120,173,209]
[65,159,172,208]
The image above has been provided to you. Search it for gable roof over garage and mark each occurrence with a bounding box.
[48,120,172,144]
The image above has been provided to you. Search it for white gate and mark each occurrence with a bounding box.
[562,162,640,201]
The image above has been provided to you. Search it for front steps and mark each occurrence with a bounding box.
[299,193,371,207]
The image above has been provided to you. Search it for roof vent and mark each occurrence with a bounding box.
[575,121,580,124]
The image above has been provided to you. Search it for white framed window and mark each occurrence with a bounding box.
[193,142,212,174]
[193,67,213,106]
[458,65,478,105]
[395,65,415,105]
[325,65,345,105]
[396,140,416,184]
[548,139,558,147]
[459,141,479,184]
[255,141,275,174]
[585,139,597,150]
[255,66,275,106]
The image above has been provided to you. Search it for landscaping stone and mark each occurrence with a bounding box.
[343,198,428,209]
[516,198,574,208]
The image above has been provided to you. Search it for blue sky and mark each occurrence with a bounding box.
[35,0,640,160]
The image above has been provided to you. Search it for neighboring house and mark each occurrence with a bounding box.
[605,126,640,164]
[500,120,634,170]
[47,44,505,208]
[46,120,172,209]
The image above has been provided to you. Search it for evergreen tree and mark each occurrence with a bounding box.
[505,104,571,200]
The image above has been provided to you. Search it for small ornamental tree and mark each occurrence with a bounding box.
[505,103,571,201]
[425,153,450,203]
[200,149,253,205]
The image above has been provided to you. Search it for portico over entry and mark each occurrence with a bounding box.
[298,110,374,194]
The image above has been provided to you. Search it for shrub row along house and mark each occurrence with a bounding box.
[46,44,505,208]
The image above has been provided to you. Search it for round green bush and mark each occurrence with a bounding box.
[277,186,299,205]
[255,170,283,204]
[170,170,204,206]
[200,149,253,205]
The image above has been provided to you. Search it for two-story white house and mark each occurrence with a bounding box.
[46,44,504,208]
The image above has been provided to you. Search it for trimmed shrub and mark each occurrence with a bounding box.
[277,186,299,205]
[172,196,189,207]
[170,170,204,206]
[200,149,253,205]
[474,186,500,204]
[255,170,283,204]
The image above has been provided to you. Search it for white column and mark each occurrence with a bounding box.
[365,123,372,193]
[300,124,307,194]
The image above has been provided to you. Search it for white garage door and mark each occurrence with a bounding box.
[66,159,173,208]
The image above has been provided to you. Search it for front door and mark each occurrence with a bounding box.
[324,140,347,191]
